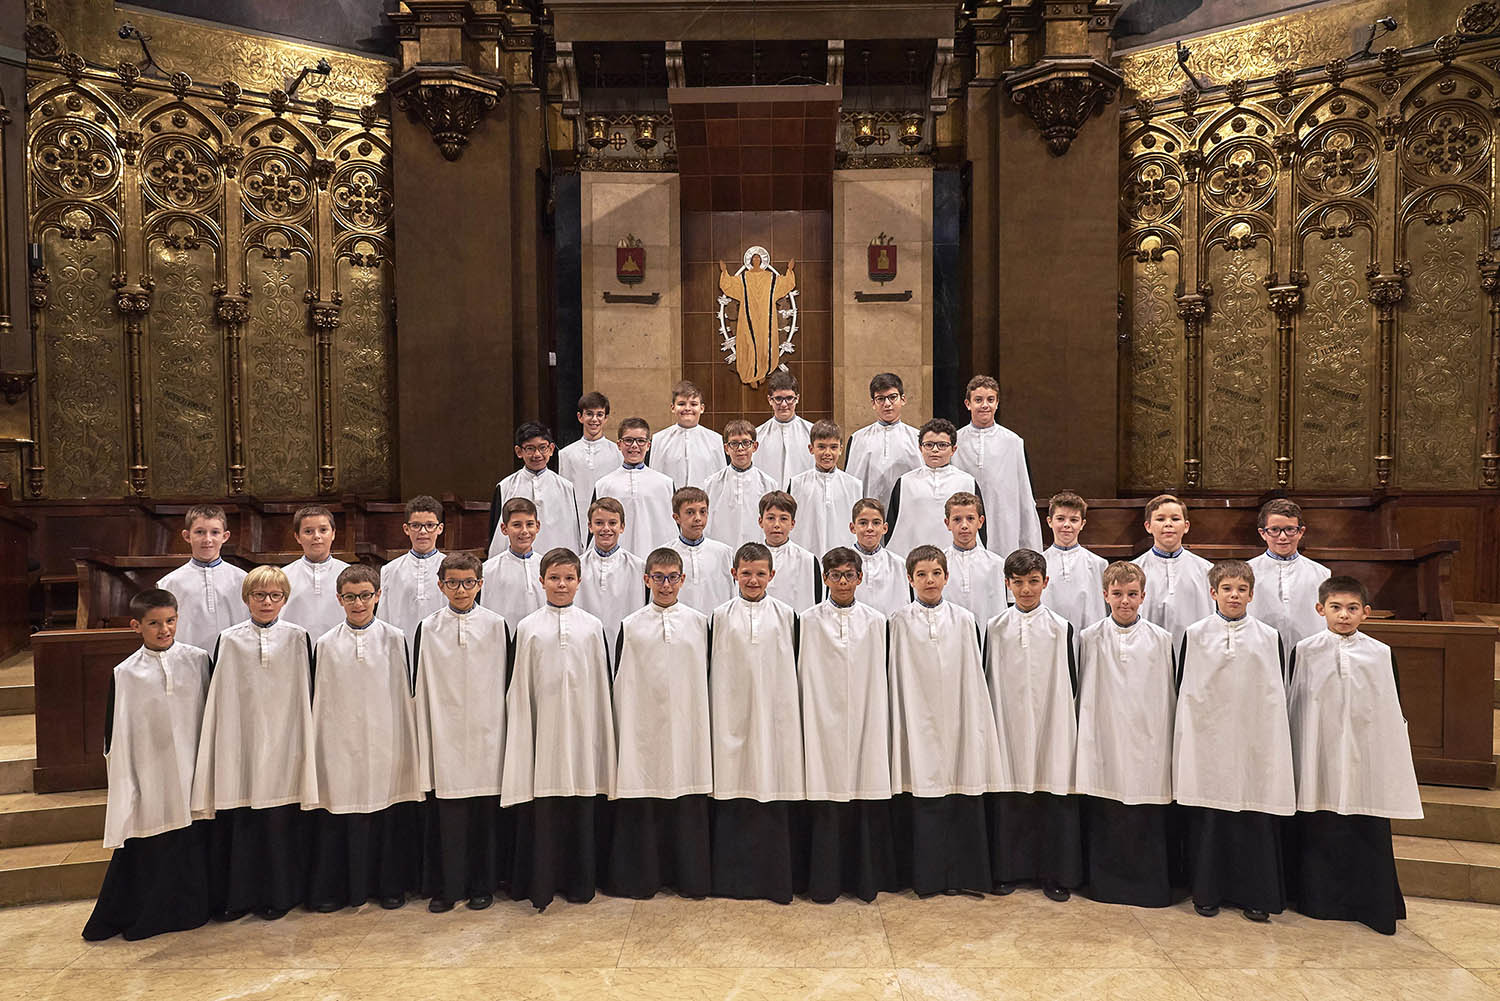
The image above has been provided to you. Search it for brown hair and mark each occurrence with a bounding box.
[758,490,797,519]
[404,495,443,521]
[767,370,798,394]
[577,391,610,414]
[588,496,626,525]
[944,491,984,518]
[184,503,228,532]
[870,372,904,397]
[905,544,947,577]
[724,419,757,441]
[1101,561,1145,591]
[821,546,861,575]
[1003,548,1047,579]
[439,552,483,580]
[1318,574,1370,606]
[1257,497,1305,530]
[670,380,703,403]
[130,588,177,619]
[734,541,773,571]
[673,486,709,514]
[919,418,957,447]
[501,497,538,522]
[1143,493,1186,520]
[1048,490,1087,518]
[618,416,650,437]
[809,419,841,443]
[965,374,999,397]
[336,564,380,591]
[539,547,582,577]
[291,504,334,534]
[1208,559,1255,590]
[645,547,684,573]
[852,497,886,521]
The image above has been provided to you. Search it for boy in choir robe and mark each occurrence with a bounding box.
[789,420,863,557]
[1041,491,1108,655]
[704,419,780,547]
[888,419,982,554]
[1248,498,1331,653]
[378,495,447,638]
[306,564,423,912]
[888,545,1005,896]
[593,417,676,557]
[605,548,713,899]
[414,554,513,913]
[578,497,648,640]
[558,391,615,538]
[1285,575,1421,935]
[798,547,898,903]
[502,549,616,909]
[487,421,581,560]
[666,486,734,613]
[191,565,316,921]
[985,549,1082,901]
[281,504,351,643]
[480,497,545,632]
[759,490,822,612]
[708,542,806,903]
[158,504,248,651]
[1133,493,1214,648]
[844,372,921,510]
[850,498,910,614]
[952,375,1044,559]
[649,380,725,489]
[84,589,213,941]
[755,369,813,486]
[942,492,1009,626]
[1174,559,1294,922]
[1074,562,1178,908]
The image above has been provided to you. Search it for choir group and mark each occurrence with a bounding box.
[81,372,1421,944]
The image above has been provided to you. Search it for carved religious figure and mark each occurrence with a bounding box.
[718,247,797,387]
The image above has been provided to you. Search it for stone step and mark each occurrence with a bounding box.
[0,790,107,849]
[0,653,34,718]
[0,711,35,795]
[1393,785,1500,844]
[0,840,110,906]
[1394,835,1500,904]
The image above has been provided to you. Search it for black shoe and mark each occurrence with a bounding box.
[467,894,494,911]
[1242,908,1270,923]
[996,882,1020,895]
[380,896,405,910]
[311,900,342,914]
[1043,884,1071,902]
[257,906,289,921]
[214,907,249,922]
[1194,902,1220,918]
[428,897,455,914]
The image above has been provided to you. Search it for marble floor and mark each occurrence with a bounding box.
[2,891,1500,1000]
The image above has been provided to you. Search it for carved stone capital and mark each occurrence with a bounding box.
[0,371,36,407]
[1005,56,1122,157]
[388,68,504,163]
[1265,272,1307,318]
[1366,262,1410,316]
[215,293,252,326]
[1175,292,1210,325]
[1180,149,1205,182]
[1480,250,1500,296]
[28,266,50,310]
[113,285,153,316]
[306,292,342,331]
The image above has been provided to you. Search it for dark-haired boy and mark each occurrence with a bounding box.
[158,504,248,651]
[759,491,822,612]
[1248,498,1331,652]
[1285,575,1421,935]
[849,498,910,614]
[667,486,735,613]
[1041,491,1108,656]
[281,504,350,643]
[888,419,981,555]
[942,491,1009,626]
[379,495,447,638]
[578,497,648,641]
[952,375,1044,559]
[84,589,213,941]
[560,392,615,538]
[704,419,779,548]
[650,380,725,489]
[488,421,581,561]
[593,417,676,557]
[755,370,813,486]
[789,420,862,557]
[606,548,713,899]
[480,497,546,632]
[845,372,921,510]
[502,548,616,909]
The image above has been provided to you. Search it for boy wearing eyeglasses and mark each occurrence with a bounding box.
[414,553,513,913]
[281,504,350,643]
[378,495,447,638]
[578,497,648,642]
[488,421,580,561]
[844,372,921,510]
[480,497,546,631]
[605,548,713,899]
[305,563,422,913]
[1248,498,1331,652]
[592,417,677,557]
[755,370,813,486]
[887,419,982,555]
[705,419,780,548]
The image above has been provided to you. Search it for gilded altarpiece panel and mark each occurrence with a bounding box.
[335,253,394,497]
[244,236,317,497]
[1202,237,1275,488]
[1122,248,1183,489]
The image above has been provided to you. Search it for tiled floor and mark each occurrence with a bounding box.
[1,892,1498,999]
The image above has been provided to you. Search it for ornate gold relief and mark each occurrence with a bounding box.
[243,234,317,497]
[1122,243,1183,490]
[1202,233,1274,489]
[336,252,395,498]
[1297,230,1376,489]
[148,234,224,497]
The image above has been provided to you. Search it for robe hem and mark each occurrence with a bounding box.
[192,793,306,817]
[613,786,713,800]
[710,789,807,802]
[1071,787,1174,805]
[427,785,505,799]
[302,791,425,814]
[1176,795,1294,816]
[1294,800,1424,820]
[103,817,194,850]
[804,790,899,802]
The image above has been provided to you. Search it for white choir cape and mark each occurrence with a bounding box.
[854,545,910,615]
[593,464,677,558]
[985,605,1077,794]
[578,546,647,642]
[798,600,892,801]
[158,558,248,652]
[282,555,351,644]
[789,467,863,558]
[754,415,813,486]
[378,549,447,638]
[612,601,713,798]
[952,422,1042,558]
[944,544,1010,626]
[704,463,780,549]
[1042,545,1108,653]
[887,464,979,555]
[480,548,544,632]
[667,536,735,614]
[308,618,423,814]
[558,436,616,537]
[649,423,725,489]
[1074,616,1176,804]
[414,604,509,799]
[190,619,316,815]
[1133,547,1215,648]
[845,420,921,509]
[765,539,820,612]
[1173,613,1294,815]
[1248,552,1332,653]
[708,595,805,801]
[489,467,582,559]
[888,600,1004,797]
[500,604,616,806]
[1287,630,1422,819]
[103,643,211,848]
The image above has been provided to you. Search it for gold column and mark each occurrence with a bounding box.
[0,91,11,345]
[1482,250,1500,489]
[1366,262,1408,489]
[25,265,47,498]
[1176,290,1209,489]
[1265,274,1305,489]
[112,278,153,496]
[214,288,250,495]
[307,294,341,494]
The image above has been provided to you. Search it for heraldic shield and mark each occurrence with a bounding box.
[717,245,799,388]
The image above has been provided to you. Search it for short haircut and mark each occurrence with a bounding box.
[440,552,483,580]
[129,587,177,620]
[184,503,227,531]
[852,497,886,521]
[242,564,290,602]
[905,544,947,577]
[821,546,862,575]
[1258,497,1305,529]
[619,416,650,437]
[292,504,334,534]
[965,374,1000,397]
[645,547,684,573]
[724,419,757,441]
[809,419,841,443]
[588,495,626,525]
[1318,574,1371,606]
[515,420,554,447]
[1101,561,1146,591]
[767,370,798,394]
[758,490,797,519]
[1143,493,1186,520]
[1208,559,1255,590]
[1048,490,1087,518]
[919,418,957,446]
[1004,548,1047,578]
[870,372,904,397]
[501,497,538,522]
[944,490,984,518]
[540,547,582,577]
[405,495,443,521]
[673,486,709,514]
[670,379,702,402]
[577,391,610,414]
[734,541,773,571]
[336,563,380,591]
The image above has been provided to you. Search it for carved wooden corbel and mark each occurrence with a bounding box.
[1006,56,1123,156]
[388,68,504,162]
